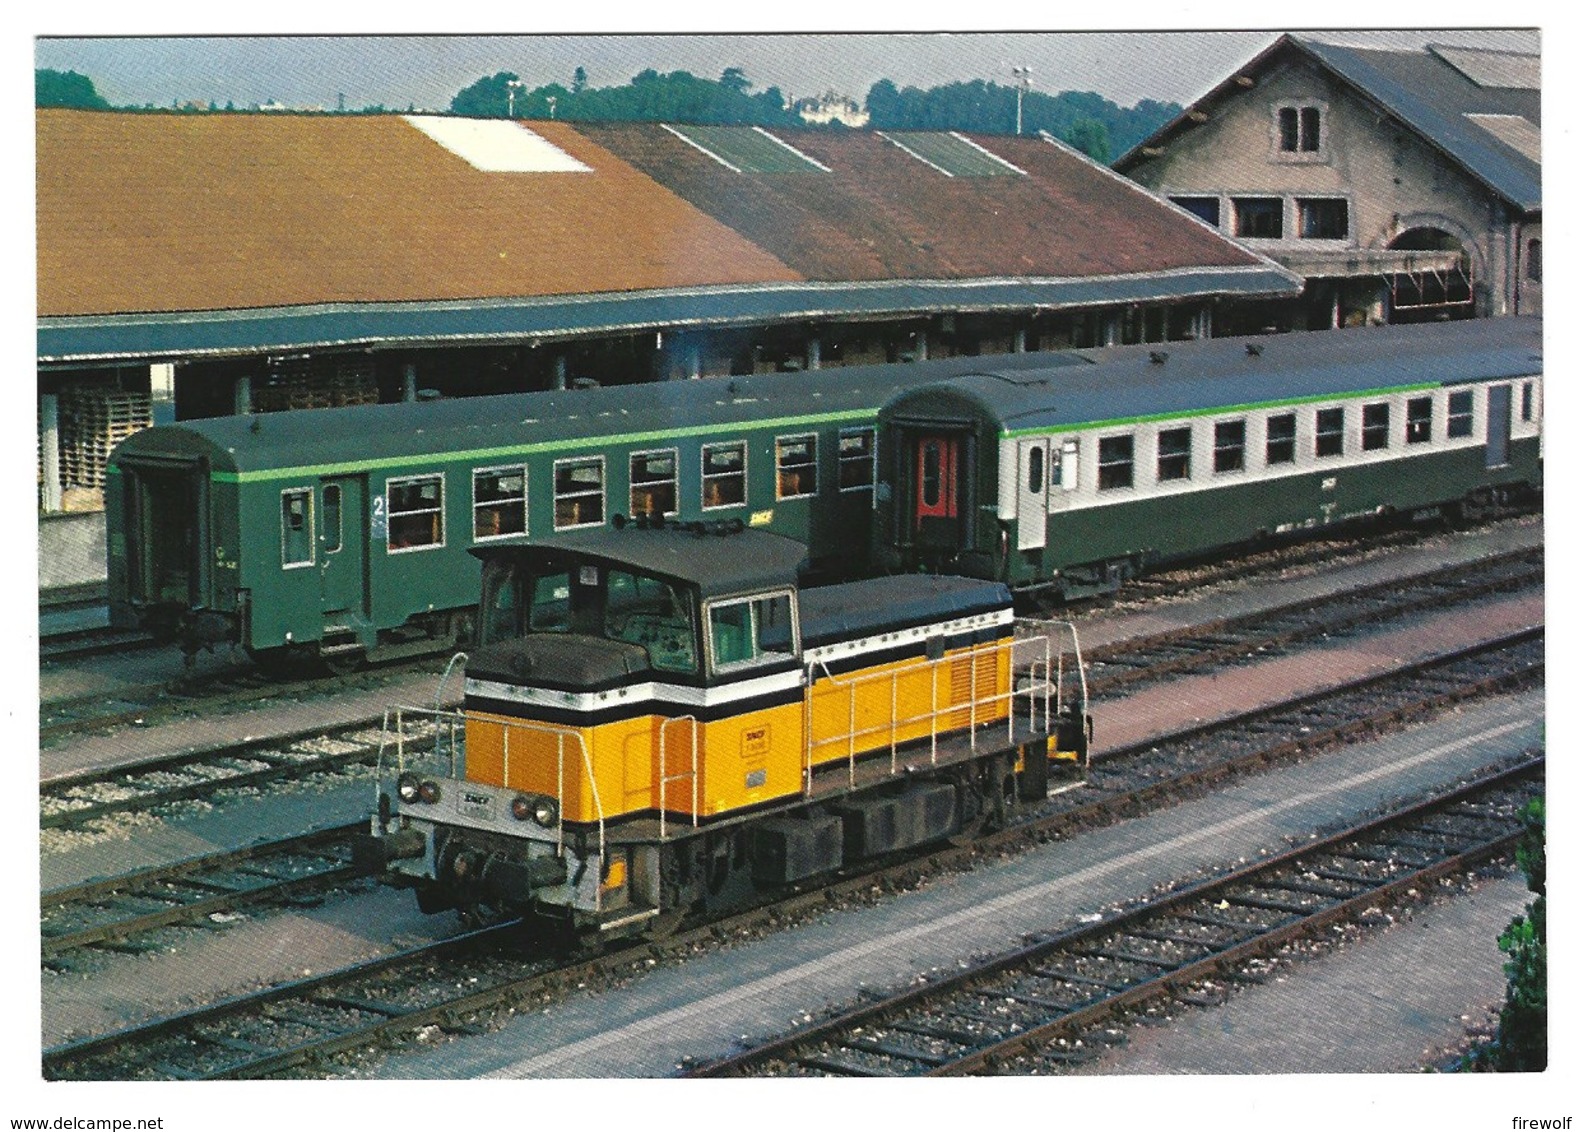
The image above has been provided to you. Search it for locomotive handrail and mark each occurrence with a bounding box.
[658,716,700,839]
[805,633,1059,780]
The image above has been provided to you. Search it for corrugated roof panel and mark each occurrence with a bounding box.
[401,115,592,172]
[663,124,828,173]
[1465,113,1541,162]
[1429,45,1540,90]
[881,131,1025,176]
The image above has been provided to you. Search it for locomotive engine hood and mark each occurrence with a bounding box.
[467,633,654,693]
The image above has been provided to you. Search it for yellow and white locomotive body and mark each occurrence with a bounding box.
[358,525,1088,935]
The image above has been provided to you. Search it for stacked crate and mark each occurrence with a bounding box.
[254,358,379,413]
[56,386,153,510]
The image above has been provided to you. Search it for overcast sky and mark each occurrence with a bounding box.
[35,28,1541,113]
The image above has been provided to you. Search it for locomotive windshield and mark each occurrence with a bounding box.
[479,557,699,675]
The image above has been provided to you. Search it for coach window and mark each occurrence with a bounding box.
[1098,434,1134,491]
[473,466,527,541]
[1315,408,1344,458]
[702,442,747,509]
[1361,403,1390,451]
[1157,426,1191,481]
[1406,397,1433,444]
[1265,413,1296,465]
[282,488,314,567]
[630,450,679,518]
[554,457,605,529]
[839,428,876,492]
[776,434,818,499]
[1027,445,1045,493]
[1213,420,1246,473]
[387,475,444,551]
[1447,391,1475,439]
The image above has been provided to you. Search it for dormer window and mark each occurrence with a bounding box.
[1275,103,1325,160]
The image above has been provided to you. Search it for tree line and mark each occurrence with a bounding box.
[36,64,1181,163]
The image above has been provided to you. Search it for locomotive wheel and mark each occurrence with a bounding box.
[319,648,367,677]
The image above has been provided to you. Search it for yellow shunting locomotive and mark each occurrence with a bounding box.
[355,522,1089,936]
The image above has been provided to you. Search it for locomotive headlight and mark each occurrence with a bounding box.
[532,796,559,828]
[418,779,442,804]
[397,773,422,804]
[510,795,533,822]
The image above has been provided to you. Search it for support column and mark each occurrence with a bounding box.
[806,334,822,371]
[403,362,418,403]
[39,393,61,514]
[1102,314,1120,347]
[234,375,253,416]
[1012,326,1026,353]
[150,362,176,425]
[914,331,928,362]
[552,354,568,391]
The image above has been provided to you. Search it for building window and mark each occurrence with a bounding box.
[1278,105,1321,152]
[1298,198,1348,239]
[388,475,444,551]
[1362,402,1390,451]
[1170,196,1221,227]
[553,457,605,529]
[1447,390,1475,438]
[629,450,678,518]
[1406,397,1433,444]
[1098,434,1134,491]
[838,428,876,492]
[1521,383,1534,422]
[281,488,314,566]
[702,441,746,509]
[1526,238,1541,283]
[1233,197,1283,239]
[1266,413,1296,465]
[776,434,818,499]
[1315,407,1344,458]
[1157,426,1191,481]
[473,466,527,541]
[1213,420,1246,473]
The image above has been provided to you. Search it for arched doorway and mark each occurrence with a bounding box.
[1385,227,1475,322]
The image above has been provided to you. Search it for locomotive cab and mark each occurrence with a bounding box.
[357,522,1089,937]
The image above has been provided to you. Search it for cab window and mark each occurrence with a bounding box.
[707,591,797,672]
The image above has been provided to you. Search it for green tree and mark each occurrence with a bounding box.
[1475,799,1546,1071]
[1063,118,1111,163]
[36,68,110,109]
[572,66,588,94]
[450,71,522,117]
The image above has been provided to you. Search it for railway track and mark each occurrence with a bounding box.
[39,547,1538,837]
[41,823,365,964]
[42,627,1541,1080]
[688,755,1543,1077]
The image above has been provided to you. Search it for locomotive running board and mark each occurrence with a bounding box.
[598,907,661,932]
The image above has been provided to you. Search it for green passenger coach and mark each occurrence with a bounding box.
[105,352,1077,669]
[875,318,1542,598]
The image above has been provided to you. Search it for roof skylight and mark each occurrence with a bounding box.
[402,116,592,172]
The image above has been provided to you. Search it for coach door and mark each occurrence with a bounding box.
[319,476,369,624]
[1015,438,1050,551]
[914,434,962,548]
[1485,384,1512,468]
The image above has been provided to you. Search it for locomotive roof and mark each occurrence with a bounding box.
[884,318,1542,434]
[111,349,1089,477]
[471,523,810,600]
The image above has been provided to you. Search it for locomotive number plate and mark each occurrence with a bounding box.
[457,789,495,821]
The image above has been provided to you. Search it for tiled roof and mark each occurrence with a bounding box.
[577,123,1265,282]
[36,110,801,317]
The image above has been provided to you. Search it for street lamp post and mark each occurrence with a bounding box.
[1013,65,1032,135]
[506,79,525,118]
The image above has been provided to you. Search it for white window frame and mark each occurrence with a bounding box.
[837,426,877,493]
[775,433,819,500]
[472,464,528,543]
[1212,418,1247,474]
[629,447,681,518]
[386,473,446,554]
[701,440,748,511]
[553,455,606,531]
[280,487,315,569]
